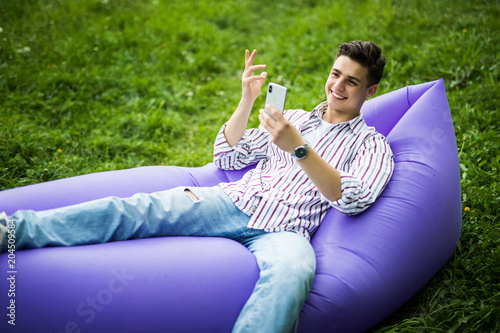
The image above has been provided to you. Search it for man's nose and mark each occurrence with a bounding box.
[334,78,345,91]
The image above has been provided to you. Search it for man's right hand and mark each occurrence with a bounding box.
[241,49,267,104]
[223,49,268,147]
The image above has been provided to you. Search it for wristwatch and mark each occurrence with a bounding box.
[292,142,309,160]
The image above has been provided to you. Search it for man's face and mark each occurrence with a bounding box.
[324,55,377,118]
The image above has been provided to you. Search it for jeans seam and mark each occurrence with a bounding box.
[235,227,263,244]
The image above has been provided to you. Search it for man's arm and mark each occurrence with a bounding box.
[258,105,394,210]
[297,149,343,201]
[258,105,343,202]
[224,49,267,147]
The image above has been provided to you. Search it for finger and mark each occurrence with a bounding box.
[245,64,267,73]
[265,104,284,120]
[260,108,277,124]
[264,108,277,121]
[243,70,267,82]
[243,65,267,78]
[245,49,249,64]
[246,49,257,68]
[258,111,272,131]
[249,49,257,62]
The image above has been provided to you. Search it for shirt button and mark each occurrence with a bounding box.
[251,206,257,213]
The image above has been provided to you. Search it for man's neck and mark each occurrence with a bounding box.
[322,109,360,124]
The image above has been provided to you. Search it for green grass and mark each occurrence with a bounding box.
[1,0,499,331]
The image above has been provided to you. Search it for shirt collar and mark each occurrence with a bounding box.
[310,102,365,134]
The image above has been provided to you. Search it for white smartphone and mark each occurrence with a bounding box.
[265,82,287,120]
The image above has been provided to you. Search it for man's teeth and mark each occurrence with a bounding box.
[332,90,346,100]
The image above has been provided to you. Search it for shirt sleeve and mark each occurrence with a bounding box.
[327,133,394,215]
[213,123,270,170]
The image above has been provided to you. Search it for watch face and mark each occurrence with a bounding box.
[295,147,307,158]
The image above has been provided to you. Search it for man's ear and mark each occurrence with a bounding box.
[366,84,378,99]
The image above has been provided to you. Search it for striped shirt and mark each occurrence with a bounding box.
[213,102,394,240]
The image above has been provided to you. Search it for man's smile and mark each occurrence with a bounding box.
[330,89,347,100]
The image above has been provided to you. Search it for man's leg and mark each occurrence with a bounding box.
[233,231,316,333]
[6,186,251,250]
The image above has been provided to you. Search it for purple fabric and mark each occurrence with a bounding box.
[0,79,461,332]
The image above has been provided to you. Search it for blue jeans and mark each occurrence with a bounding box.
[9,186,316,333]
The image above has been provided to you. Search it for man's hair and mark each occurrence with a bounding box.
[336,41,386,87]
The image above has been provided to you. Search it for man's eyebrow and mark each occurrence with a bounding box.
[331,68,362,83]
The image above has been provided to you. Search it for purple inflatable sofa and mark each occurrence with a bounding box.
[0,79,461,332]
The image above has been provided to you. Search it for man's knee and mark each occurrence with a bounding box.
[267,253,316,298]
[271,234,316,280]
[286,253,316,280]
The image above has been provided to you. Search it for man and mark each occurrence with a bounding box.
[1,41,393,333]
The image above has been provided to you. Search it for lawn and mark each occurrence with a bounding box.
[1,0,499,331]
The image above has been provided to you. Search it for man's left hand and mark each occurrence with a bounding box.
[258,105,304,155]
